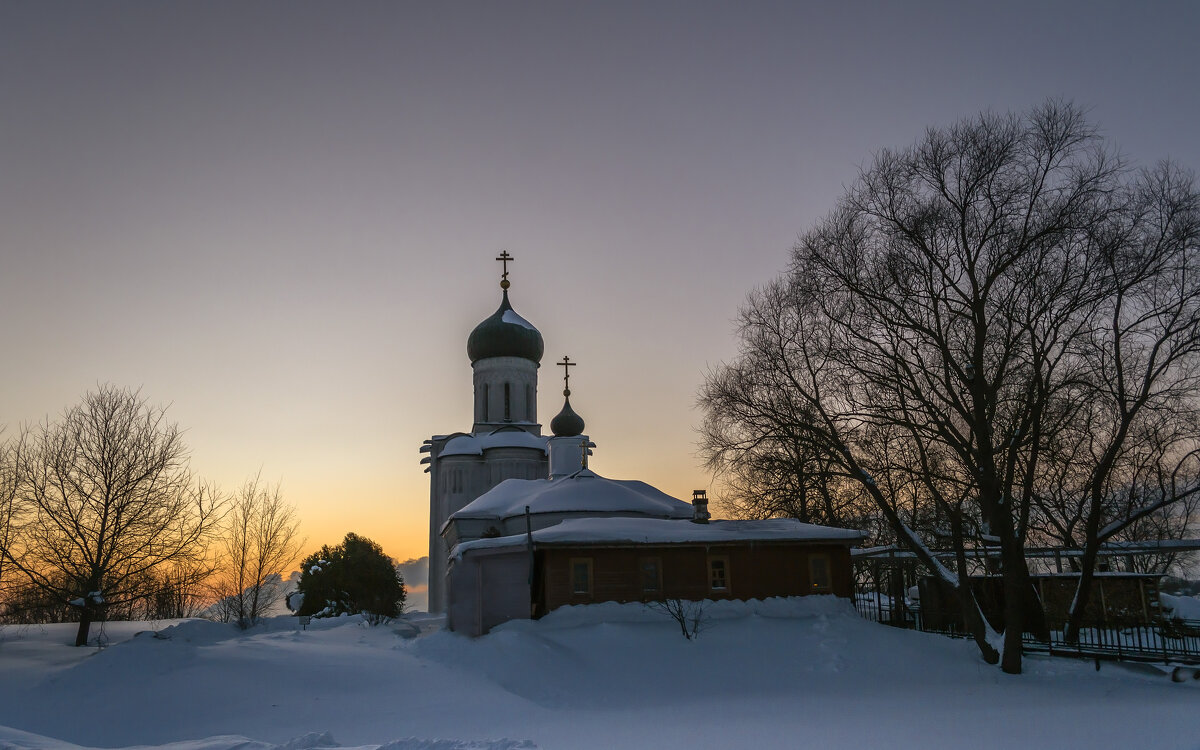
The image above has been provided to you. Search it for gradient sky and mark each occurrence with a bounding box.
[3,1,1199,567]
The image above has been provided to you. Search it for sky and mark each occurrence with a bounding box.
[3,1,1200,566]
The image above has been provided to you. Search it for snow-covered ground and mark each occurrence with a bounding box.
[0,598,1196,750]
[1162,592,1200,621]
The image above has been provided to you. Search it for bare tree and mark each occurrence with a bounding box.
[210,474,302,628]
[0,435,19,601]
[1059,163,1200,639]
[135,557,217,620]
[5,386,223,645]
[647,598,707,640]
[0,434,23,622]
[700,102,1200,673]
[701,279,1004,666]
[704,417,884,537]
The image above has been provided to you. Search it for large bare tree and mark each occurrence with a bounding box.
[700,102,1200,673]
[5,386,223,645]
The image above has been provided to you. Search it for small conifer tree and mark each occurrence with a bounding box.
[296,533,405,619]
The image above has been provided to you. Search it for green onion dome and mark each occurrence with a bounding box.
[550,395,585,437]
[466,290,544,363]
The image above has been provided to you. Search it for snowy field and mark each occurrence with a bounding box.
[0,598,1197,750]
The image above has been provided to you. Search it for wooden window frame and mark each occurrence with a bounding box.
[639,556,663,596]
[708,555,730,593]
[808,552,832,592]
[570,557,593,597]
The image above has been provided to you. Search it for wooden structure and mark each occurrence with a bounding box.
[448,517,863,636]
[917,572,1164,633]
[536,540,855,614]
[853,540,1200,631]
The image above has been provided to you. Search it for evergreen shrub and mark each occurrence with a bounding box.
[296,533,406,619]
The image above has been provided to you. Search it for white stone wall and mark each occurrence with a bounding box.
[548,434,591,478]
[426,352,548,614]
[472,357,539,430]
[447,547,532,636]
[426,445,548,614]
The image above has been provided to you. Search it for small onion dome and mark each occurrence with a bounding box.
[466,290,544,363]
[550,395,585,437]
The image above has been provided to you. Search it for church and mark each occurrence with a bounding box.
[421,254,861,634]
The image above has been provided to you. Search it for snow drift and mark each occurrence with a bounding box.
[0,598,1196,750]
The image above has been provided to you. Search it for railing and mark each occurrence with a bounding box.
[854,591,1200,664]
[1025,617,1200,664]
[854,592,918,628]
[854,593,968,638]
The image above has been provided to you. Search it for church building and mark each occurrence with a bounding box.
[420,252,555,614]
[422,254,862,631]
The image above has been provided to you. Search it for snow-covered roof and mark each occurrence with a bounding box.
[439,429,551,457]
[449,469,694,522]
[454,516,863,557]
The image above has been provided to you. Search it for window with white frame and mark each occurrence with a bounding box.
[709,556,729,592]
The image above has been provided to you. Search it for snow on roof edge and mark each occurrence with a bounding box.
[453,517,863,559]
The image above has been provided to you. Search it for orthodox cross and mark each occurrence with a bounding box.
[496,250,514,289]
[558,355,576,396]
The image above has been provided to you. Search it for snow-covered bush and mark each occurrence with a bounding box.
[285,590,305,613]
[295,533,405,621]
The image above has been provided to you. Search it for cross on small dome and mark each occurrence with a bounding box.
[551,355,586,437]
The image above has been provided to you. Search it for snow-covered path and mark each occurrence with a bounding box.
[0,598,1195,750]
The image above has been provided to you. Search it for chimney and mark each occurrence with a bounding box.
[549,435,592,479]
[691,490,710,524]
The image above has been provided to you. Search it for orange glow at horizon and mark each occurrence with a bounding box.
[251,429,716,565]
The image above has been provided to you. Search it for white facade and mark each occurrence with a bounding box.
[472,357,539,431]
[424,436,549,614]
[422,286,549,614]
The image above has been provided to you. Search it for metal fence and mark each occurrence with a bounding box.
[1024,617,1200,664]
[853,592,1200,664]
[854,591,916,629]
[854,592,970,638]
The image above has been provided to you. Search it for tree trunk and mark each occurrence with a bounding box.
[950,515,999,664]
[962,594,1000,665]
[74,606,93,647]
[1000,543,1030,674]
[1064,542,1100,643]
